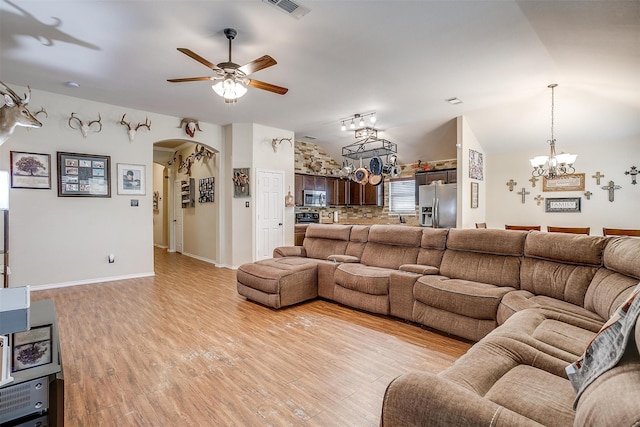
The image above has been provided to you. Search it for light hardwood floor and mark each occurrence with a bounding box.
[32,248,472,426]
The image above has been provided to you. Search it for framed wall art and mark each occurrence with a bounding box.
[233,168,250,198]
[470,182,479,208]
[469,149,484,180]
[199,177,214,203]
[10,151,51,189]
[11,325,53,372]
[545,197,581,213]
[57,152,111,197]
[117,163,146,195]
[542,173,585,192]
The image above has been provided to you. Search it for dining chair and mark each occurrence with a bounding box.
[475,222,487,229]
[505,225,541,231]
[602,227,640,237]
[547,226,590,235]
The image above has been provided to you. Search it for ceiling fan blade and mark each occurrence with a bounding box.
[167,76,217,83]
[247,79,288,95]
[238,55,277,76]
[177,48,221,71]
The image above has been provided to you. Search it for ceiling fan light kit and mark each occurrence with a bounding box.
[168,28,288,103]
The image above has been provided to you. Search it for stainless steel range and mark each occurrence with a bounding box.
[295,212,319,224]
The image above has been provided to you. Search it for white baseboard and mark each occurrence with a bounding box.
[30,272,156,291]
[154,244,168,249]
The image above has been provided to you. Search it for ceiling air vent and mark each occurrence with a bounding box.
[262,0,311,19]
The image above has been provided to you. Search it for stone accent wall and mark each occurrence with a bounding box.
[295,140,456,226]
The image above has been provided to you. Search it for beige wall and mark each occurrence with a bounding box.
[0,85,220,288]
[457,116,487,228]
[152,163,166,247]
[486,136,640,234]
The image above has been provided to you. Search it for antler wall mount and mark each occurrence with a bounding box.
[119,114,151,142]
[68,112,102,138]
[179,118,202,138]
[0,81,42,145]
[271,137,292,152]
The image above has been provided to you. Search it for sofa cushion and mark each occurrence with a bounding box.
[524,231,606,266]
[334,263,393,295]
[415,276,515,320]
[302,224,351,260]
[345,225,370,259]
[416,228,449,267]
[519,258,600,307]
[439,250,522,288]
[602,236,640,279]
[446,228,527,256]
[237,259,316,294]
[360,225,423,269]
[498,290,605,327]
[585,268,640,321]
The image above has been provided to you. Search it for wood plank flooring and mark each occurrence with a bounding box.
[32,247,472,426]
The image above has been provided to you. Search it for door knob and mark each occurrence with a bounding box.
[278,223,283,226]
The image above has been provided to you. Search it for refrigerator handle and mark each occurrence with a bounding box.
[434,198,439,228]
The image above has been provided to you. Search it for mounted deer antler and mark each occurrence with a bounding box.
[120,114,151,142]
[271,137,292,152]
[179,118,202,138]
[69,112,102,138]
[33,107,48,119]
[0,81,42,145]
[193,144,214,161]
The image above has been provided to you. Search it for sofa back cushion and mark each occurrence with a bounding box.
[345,225,370,259]
[521,232,607,307]
[439,229,525,287]
[303,224,351,260]
[360,225,422,269]
[416,228,449,267]
[584,237,640,319]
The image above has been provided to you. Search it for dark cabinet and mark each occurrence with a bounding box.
[294,174,303,206]
[415,169,457,204]
[349,181,383,206]
[302,175,315,191]
[336,179,349,205]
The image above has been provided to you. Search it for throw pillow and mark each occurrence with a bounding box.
[565,282,640,408]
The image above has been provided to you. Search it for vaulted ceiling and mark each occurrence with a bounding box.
[1,0,638,165]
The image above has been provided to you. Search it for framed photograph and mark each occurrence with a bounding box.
[233,168,250,198]
[11,325,53,372]
[117,163,146,195]
[545,197,581,213]
[542,173,585,192]
[10,151,51,189]
[469,149,484,181]
[57,152,111,197]
[199,177,214,203]
[470,182,479,208]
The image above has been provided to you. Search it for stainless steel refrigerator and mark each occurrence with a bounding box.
[419,183,457,228]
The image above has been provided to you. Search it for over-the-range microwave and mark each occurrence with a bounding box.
[303,190,327,207]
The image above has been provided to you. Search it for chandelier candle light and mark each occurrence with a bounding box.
[340,112,377,135]
[529,84,577,179]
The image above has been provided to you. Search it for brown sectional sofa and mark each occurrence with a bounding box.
[236,224,640,426]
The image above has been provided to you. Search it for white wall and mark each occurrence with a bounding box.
[457,116,487,228]
[486,136,640,234]
[0,86,219,287]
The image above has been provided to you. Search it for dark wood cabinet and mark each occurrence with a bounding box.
[415,168,457,204]
[294,174,303,206]
[294,173,381,206]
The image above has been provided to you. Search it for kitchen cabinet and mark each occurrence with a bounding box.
[349,181,383,206]
[415,169,456,204]
[294,174,303,206]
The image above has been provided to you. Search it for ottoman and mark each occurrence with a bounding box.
[236,258,318,308]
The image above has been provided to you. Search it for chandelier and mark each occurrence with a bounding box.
[212,75,248,104]
[529,84,577,179]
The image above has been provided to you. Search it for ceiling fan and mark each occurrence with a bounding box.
[167,28,288,103]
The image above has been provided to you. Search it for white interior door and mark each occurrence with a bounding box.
[173,180,184,253]
[256,170,284,260]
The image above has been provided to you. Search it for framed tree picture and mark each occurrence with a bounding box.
[57,152,111,197]
[10,151,51,189]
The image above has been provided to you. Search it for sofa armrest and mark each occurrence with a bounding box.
[399,264,439,275]
[273,246,306,258]
[381,372,540,427]
[327,254,360,263]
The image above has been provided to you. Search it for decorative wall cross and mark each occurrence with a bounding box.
[584,191,593,200]
[517,187,530,204]
[534,195,544,206]
[624,166,638,185]
[592,171,605,185]
[506,179,518,191]
[601,180,621,202]
[528,176,538,188]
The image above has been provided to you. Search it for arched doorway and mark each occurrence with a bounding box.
[153,139,218,256]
